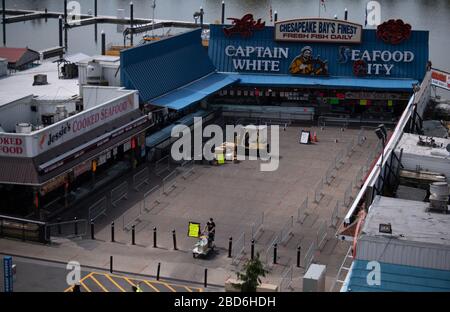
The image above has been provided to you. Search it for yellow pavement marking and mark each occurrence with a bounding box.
[64,272,93,292]
[103,273,126,292]
[90,274,109,292]
[80,280,92,292]
[184,286,193,292]
[163,282,177,292]
[143,280,160,292]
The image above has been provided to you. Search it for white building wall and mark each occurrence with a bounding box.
[357,235,450,271]
[0,95,35,132]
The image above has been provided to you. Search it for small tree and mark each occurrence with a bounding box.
[235,253,268,292]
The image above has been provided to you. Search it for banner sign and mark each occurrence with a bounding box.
[3,256,13,293]
[275,19,363,44]
[431,68,450,91]
[188,222,201,238]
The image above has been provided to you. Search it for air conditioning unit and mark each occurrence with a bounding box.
[41,113,55,126]
[15,123,32,134]
[33,74,48,86]
[429,182,449,213]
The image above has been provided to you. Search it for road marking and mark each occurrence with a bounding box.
[163,282,177,292]
[80,280,92,292]
[104,273,126,292]
[143,280,160,292]
[184,286,193,292]
[90,274,109,292]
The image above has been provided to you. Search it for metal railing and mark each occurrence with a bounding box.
[329,246,353,292]
[303,241,316,271]
[330,201,340,228]
[155,155,170,176]
[88,196,108,222]
[251,212,265,242]
[343,182,354,207]
[316,220,328,251]
[263,235,279,270]
[314,178,324,204]
[297,196,308,224]
[176,160,195,180]
[122,202,142,231]
[162,171,177,195]
[231,232,246,265]
[111,182,128,207]
[278,216,294,245]
[45,219,87,239]
[334,149,345,170]
[143,185,161,213]
[279,265,294,291]
[0,214,47,243]
[325,163,336,185]
[133,167,149,191]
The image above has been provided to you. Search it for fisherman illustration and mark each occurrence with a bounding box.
[289,46,328,76]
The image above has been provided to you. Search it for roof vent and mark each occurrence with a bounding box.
[429,182,449,213]
[33,74,48,86]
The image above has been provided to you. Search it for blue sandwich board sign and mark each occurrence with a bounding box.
[3,256,13,292]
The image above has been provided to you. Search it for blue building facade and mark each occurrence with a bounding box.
[209,24,429,82]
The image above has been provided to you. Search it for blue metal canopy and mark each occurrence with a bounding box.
[151,73,239,110]
[343,260,450,292]
[231,74,418,91]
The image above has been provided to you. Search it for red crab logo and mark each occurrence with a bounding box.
[376,19,412,45]
[223,14,265,38]
[353,60,367,77]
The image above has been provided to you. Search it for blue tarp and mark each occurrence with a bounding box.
[231,74,418,91]
[343,260,450,292]
[151,73,239,110]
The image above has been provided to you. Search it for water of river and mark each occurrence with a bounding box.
[2,0,449,73]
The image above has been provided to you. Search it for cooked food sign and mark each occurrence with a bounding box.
[275,19,362,44]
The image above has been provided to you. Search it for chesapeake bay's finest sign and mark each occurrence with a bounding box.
[275,19,363,44]
[225,45,289,72]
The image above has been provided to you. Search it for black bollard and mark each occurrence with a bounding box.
[251,239,255,260]
[90,220,95,240]
[153,227,157,248]
[296,246,301,267]
[111,221,115,242]
[274,11,278,23]
[2,0,6,46]
[58,16,63,47]
[344,8,348,21]
[130,2,134,46]
[110,256,113,273]
[45,8,48,23]
[64,0,68,50]
[74,217,78,236]
[156,262,161,280]
[101,30,106,55]
[221,1,225,24]
[204,268,208,288]
[57,217,62,234]
[228,237,232,258]
[131,225,135,245]
[273,243,278,264]
[200,7,204,27]
[172,229,177,250]
[94,0,98,42]
[94,0,98,17]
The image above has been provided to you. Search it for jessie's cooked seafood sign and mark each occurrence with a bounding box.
[275,18,362,44]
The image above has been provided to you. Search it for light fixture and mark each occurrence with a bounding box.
[379,223,392,234]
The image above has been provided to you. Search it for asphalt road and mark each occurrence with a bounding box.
[0,254,207,292]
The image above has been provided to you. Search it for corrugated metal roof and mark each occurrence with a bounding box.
[121,29,216,103]
[229,73,418,91]
[151,73,239,110]
[344,259,450,292]
[209,25,428,81]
